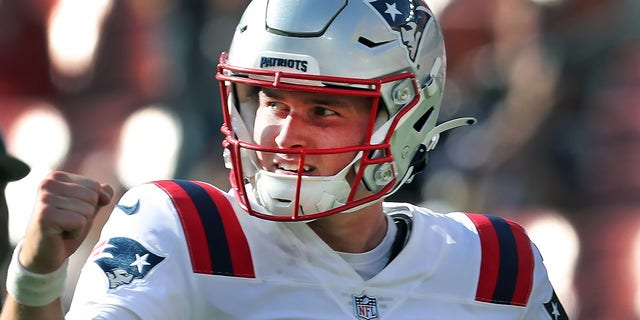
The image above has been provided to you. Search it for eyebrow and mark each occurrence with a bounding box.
[260,88,351,108]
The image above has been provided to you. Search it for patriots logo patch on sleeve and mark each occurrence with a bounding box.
[92,237,165,289]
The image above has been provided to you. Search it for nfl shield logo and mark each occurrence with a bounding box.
[353,293,379,320]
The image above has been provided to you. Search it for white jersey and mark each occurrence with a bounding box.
[66,180,567,319]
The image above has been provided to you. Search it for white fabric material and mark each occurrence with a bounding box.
[66,182,558,319]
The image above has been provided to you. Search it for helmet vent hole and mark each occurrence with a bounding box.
[357,36,392,48]
[413,107,434,132]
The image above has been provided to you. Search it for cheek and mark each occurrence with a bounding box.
[252,112,276,145]
[252,122,264,144]
[340,122,370,146]
[252,125,273,168]
[319,124,370,173]
[252,114,279,167]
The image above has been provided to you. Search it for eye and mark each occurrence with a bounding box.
[311,106,338,117]
[261,101,289,115]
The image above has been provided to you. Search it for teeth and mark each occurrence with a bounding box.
[278,163,311,172]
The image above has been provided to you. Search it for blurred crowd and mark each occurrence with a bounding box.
[0,0,639,319]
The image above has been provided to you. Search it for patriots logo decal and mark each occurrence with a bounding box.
[365,0,433,62]
[92,237,165,289]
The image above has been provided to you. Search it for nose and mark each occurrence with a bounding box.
[274,114,309,148]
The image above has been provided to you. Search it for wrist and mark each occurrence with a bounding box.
[5,241,68,307]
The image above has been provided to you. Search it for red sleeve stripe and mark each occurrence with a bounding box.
[466,213,534,306]
[154,180,212,273]
[154,180,255,278]
[508,219,534,305]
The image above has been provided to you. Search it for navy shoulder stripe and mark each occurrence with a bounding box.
[154,180,255,278]
[466,213,534,306]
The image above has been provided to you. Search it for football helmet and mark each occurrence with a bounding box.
[216,0,475,221]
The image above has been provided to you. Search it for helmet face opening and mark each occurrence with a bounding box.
[214,0,459,222]
[217,62,422,221]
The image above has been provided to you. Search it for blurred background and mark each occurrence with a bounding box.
[0,0,638,318]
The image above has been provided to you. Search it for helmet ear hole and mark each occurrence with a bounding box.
[413,107,434,132]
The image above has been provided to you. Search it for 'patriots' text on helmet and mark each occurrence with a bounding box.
[216,0,475,221]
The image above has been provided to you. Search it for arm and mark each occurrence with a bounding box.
[65,182,195,319]
[0,171,114,320]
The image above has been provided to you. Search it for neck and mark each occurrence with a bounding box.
[308,201,387,253]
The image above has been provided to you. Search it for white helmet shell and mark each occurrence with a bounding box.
[216,0,474,221]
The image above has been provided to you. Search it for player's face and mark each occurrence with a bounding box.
[253,88,372,177]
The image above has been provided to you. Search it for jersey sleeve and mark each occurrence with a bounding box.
[66,182,197,320]
[462,213,569,319]
[522,243,569,319]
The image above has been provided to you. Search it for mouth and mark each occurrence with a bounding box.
[274,162,313,174]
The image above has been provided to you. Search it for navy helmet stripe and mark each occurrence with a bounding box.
[173,180,234,276]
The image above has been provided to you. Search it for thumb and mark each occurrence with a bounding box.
[98,183,114,207]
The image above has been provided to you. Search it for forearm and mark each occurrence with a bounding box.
[0,296,65,320]
[0,172,114,320]
[0,242,67,320]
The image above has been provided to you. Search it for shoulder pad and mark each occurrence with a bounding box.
[153,180,255,278]
[465,213,534,307]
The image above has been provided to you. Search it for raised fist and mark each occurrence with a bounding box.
[19,171,114,274]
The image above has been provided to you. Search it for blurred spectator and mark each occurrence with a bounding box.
[0,133,30,309]
[568,40,640,320]
[0,0,56,98]
[1,0,639,317]
[433,0,640,318]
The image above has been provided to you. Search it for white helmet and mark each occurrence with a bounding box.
[216,0,475,221]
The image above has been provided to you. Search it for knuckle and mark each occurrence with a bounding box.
[48,170,67,181]
[40,172,67,191]
[39,176,56,191]
[80,202,97,215]
[39,191,59,205]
